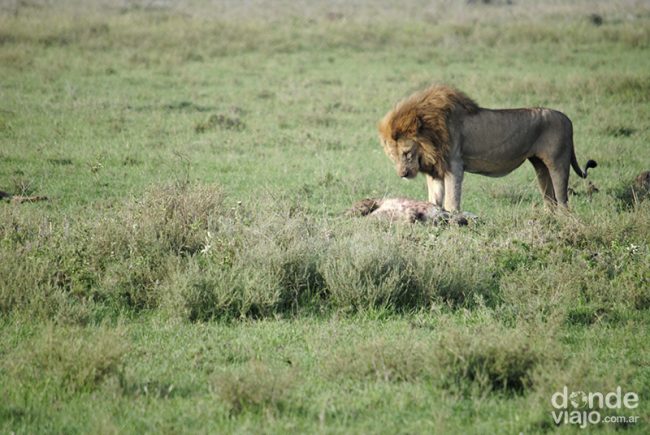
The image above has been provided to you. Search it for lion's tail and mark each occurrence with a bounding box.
[571,151,597,179]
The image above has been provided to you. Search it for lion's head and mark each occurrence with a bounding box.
[378,85,479,179]
[379,132,422,179]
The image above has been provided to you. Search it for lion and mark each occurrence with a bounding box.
[378,85,597,211]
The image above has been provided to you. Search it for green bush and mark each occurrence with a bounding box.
[436,324,545,395]
[321,228,424,312]
[325,336,435,382]
[212,361,296,414]
[1,183,647,323]
[2,325,128,395]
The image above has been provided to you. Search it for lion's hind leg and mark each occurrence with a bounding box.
[529,157,557,207]
[547,161,570,207]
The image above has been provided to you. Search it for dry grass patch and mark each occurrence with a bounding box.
[2,325,128,395]
[324,336,435,383]
[324,321,548,396]
[212,361,297,414]
[436,323,546,395]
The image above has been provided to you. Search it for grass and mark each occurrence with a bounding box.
[1,0,649,433]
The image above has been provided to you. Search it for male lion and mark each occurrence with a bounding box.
[378,85,597,211]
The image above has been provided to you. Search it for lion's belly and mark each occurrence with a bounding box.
[462,157,527,177]
[457,108,547,177]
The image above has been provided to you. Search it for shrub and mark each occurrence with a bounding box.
[165,199,328,320]
[0,209,98,323]
[321,226,425,312]
[212,361,296,414]
[91,183,225,258]
[413,234,501,308]
[180,264,283,321]
[236,205,327,314]
[2,325,128,395]
[324,336,435,382]
[323,319,547,396]
[0,183,226,319]
[436,324,544,395]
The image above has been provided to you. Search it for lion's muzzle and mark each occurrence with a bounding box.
[398,168,417,179]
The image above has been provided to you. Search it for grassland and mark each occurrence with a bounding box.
[1,0,649,433]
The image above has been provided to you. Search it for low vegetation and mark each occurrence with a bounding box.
[1,0,648,432]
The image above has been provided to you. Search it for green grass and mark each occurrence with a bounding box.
[1,0,649,433]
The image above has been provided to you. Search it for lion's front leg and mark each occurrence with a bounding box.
[443,162,464,212]
[426,174,445,206]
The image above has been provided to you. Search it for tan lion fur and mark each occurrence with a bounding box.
[378,85,479,177]
[378,84,597,211]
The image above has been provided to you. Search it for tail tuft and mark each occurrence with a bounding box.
[583,160,598,178]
